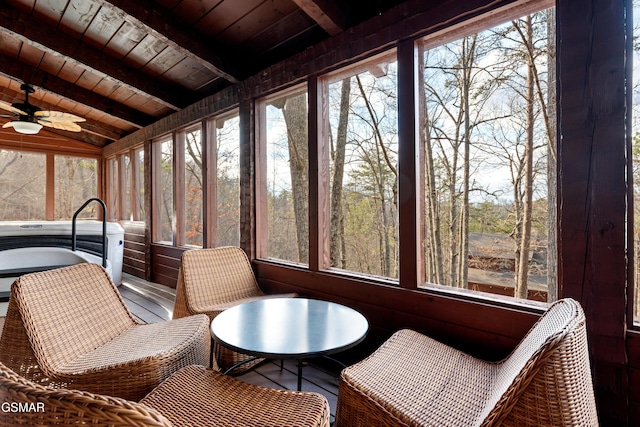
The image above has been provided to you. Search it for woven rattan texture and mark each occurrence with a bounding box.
[173,247,296,372]
[0,263,211,401]
[334,298,598,427]
[0,361,171,426]
[1,362,330,426]
[141,365,331,427]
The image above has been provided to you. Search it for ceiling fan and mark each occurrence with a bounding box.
[0,83,85,134]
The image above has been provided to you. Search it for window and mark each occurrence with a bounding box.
[133,147,145,221]
[215,113,241,247]
[121,153,132,221]
[106,148,145,222]
[153,137,174,244]
[181,126,203,247]
[107,157,119,220]
[0,149,46,220]
[258,87,309,265]
[0,149,98,221]
[54,155,98,219]
[321,53,399,279]
[150,113,241,248]
[418,7,556,301]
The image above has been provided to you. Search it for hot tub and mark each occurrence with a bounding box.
[0,220,124,284]
[0,246,113,291]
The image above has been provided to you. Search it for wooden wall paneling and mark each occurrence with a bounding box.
[121,221,146,277]
[150,244,185,287]
[556,1,628,424]
[628,332,640,420]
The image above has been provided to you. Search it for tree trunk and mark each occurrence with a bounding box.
[423,109,444,284]
[459,35,476,290]
[515,16,535,300]
[546,8,558,303]
[356,75,395,276]
[282,94,309,264]
[330,78,350,268]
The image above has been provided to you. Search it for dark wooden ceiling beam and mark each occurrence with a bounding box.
[95,0,241,83]
[0,53,153,129]
[0,3,190,111]
[291,0,347,36]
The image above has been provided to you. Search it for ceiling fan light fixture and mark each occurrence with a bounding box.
[6,120,42,135]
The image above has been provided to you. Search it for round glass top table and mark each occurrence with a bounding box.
[210,298,369,390]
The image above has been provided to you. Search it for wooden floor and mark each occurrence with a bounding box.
[118,273,341,423]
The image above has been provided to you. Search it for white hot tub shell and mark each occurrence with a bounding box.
[0,220,124,285]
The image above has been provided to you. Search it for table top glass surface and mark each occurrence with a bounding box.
[210,298,369,359]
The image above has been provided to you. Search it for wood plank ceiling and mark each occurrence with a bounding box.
[0,0,406,148]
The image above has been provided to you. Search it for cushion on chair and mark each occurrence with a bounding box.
[173,246,297,373]
[0,263,211,401]
[334,298,598,427]
[0,362,330,427]
[141,365,331,427]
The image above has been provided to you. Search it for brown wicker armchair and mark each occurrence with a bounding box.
[0,263,211,402]
[0,362,331,427]
[335,298,598,427]
[173,246,297,372]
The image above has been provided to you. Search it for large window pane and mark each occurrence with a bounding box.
[324,53,399,279]
[54,155,98,219]
[134,147,145,221]
[122,153,132,221]
[107,157,118,220]
[184,128,203,247]
[154,138,174,243]
[419,8,555,301]
[260,88,309,264]
[0,149,46,220]
[216,114,240,247]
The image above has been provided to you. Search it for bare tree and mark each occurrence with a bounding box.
[281,93,309,264]
[330,77,351,268]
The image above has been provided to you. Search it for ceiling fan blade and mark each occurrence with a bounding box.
[0,100,27,116]
[37,119,82,132]
[35,110,85,123]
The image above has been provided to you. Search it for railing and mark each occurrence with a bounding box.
[72,198,107,268]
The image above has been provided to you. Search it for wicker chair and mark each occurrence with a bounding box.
[0,263,211,402]
[0,362,331,427]
[173,246,297,372]
[335,298,598,427]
